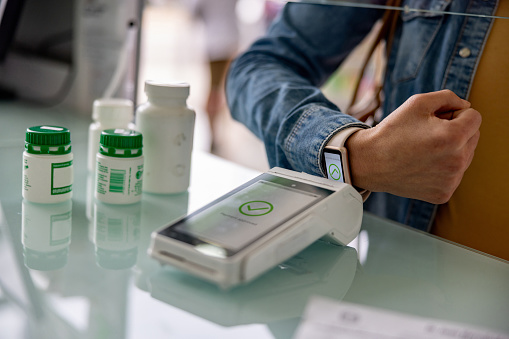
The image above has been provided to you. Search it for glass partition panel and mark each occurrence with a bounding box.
[279,0,509,20]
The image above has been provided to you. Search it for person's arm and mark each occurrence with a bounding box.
[227,4,482,205]
[226,3,383,176]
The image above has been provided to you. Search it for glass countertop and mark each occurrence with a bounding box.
[0,104,508,338]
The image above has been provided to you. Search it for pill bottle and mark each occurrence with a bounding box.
[23,126,73,203]
[135,81,195,194]
[95,129,143,204]
[87,98,135,172]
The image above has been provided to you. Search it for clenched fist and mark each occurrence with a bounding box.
[346,90,482,204]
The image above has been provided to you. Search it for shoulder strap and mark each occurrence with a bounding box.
[346,0,401,123]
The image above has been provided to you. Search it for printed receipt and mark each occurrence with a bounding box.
[294,297,509,339]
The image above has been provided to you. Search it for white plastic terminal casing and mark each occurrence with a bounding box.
[148,167,363,289]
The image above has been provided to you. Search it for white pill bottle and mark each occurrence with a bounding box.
[95,129,144,204]
[87,98,135,172]
[135,81,195,194]
[23,126,73,203]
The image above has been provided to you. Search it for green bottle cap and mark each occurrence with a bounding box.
[25,125,72,155]
[99,129,143,158]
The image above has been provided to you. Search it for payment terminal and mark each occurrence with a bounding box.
[148,167,362,289]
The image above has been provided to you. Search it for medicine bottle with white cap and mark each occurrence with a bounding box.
[87,98,135,172]
[135,81,195,194]
[23,126,73,203]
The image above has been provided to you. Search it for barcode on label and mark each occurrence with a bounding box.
[109,169,126,193]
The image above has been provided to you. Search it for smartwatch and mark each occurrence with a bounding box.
[323,145,351,184]
[321,127,371,201]
[322,127,362,184]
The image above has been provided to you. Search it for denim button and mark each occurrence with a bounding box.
[459,47,471,58]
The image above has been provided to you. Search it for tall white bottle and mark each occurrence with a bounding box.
[135,81,195,194]
[87,98,135,172]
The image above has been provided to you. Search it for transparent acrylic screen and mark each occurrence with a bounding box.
[282,0,509,20]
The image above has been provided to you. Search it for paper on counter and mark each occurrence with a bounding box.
[294,297,509,339]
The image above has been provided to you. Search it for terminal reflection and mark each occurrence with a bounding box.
[148,241,358,333]
[8,188,363,339]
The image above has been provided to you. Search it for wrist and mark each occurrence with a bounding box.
[344,127,380,192]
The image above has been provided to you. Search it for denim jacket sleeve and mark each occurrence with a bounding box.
[226,4,384,177]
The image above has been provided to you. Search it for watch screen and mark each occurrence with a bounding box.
[158,173,334,256]
[324,149,345,183]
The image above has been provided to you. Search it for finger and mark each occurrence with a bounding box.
[464,130,481,169]
[443,108,481,147]
[435,111,454,120]
[450,107,482,128]
[421,89,471,114]
[435,107,472,120]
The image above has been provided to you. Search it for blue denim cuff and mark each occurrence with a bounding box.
[283,106,370,177]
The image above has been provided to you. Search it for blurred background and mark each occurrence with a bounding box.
[0,0,374,172]
[140,0,274,172]
[140,0,376,172]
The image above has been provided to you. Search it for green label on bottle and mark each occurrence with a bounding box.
[51,160,73,195]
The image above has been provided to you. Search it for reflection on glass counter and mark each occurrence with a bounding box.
[22,200,73,271]
[0,191,192,339]
[133,191,189,291]
[93,201,141,270]
[85,167,190,272]
[149,241,358,327]
[2,134,508,338]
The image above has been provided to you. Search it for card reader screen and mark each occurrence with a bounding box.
[159,174,334,256]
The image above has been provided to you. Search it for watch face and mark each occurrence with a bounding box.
[324,148,345,183]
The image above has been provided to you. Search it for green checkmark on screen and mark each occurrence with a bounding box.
[328,164,341,181]
[239,200,274,216]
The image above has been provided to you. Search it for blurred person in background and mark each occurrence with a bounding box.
[183,0,239,151]
[227,1,509,260]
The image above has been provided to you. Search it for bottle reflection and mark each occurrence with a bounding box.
[86,173,95,222]
[134,191,189,291]
[149,241,358,330]
[22,199,72,271]
[93,201,141,270]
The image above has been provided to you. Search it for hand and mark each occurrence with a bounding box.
[346,90,482,204]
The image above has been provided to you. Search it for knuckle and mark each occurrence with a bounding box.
[458,159,469,173]
[434,192,453,204]
[472,109,483,127]
[432,127,471,154]
[447,127,465,144]
[430,129,454,151]
[430,184,456,204]
[407,93,424,107]
[445,160,463,174]
[445,153,469,173]
[408,93,422,101]
[402,94,427,113]
[472,130,481,145]
[441,89,454,97]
